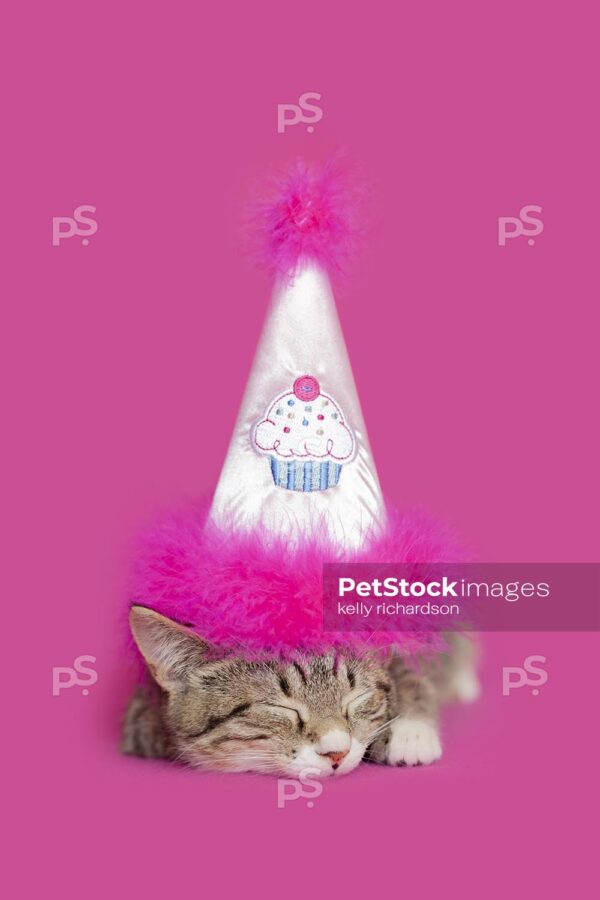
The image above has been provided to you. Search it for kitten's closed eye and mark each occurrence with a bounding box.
[344,682,388,719]
[261,702,306,732]
[211,733,271,745]
[184,702,252,740]
[343,690,373,716]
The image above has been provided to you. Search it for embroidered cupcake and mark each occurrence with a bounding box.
[253,375,355,491]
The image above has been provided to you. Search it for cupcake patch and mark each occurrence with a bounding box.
[253,376,355,492]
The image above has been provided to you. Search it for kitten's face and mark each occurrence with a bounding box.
[130,607,390,777]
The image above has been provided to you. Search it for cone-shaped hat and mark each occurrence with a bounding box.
[129,162,463,657]
[210,248,384,548]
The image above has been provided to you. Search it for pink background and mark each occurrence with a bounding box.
[3,2,598,898]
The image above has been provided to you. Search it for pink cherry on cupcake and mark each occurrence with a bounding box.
[293,375,320,402]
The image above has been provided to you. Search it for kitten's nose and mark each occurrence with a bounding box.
[317,728,352,769]
[320,749,349,768]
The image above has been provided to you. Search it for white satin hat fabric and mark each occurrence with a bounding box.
[209,263,384,549]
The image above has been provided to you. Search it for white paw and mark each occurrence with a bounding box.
[386,719,442,766]
[452,667,481,703]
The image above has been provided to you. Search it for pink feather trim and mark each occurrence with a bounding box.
[252,160,363,276]
[128,502,467,661]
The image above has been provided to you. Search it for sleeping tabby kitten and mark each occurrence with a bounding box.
[122,606,479,776]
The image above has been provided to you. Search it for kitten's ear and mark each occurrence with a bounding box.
[129,606,212,691]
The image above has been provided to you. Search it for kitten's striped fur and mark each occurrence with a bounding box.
[122,607,478,776]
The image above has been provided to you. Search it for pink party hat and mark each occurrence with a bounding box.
[129,161,464,657]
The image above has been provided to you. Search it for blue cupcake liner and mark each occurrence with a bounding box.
[269,457,342,492]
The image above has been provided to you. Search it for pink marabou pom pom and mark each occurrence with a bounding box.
[252,160,363,276]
